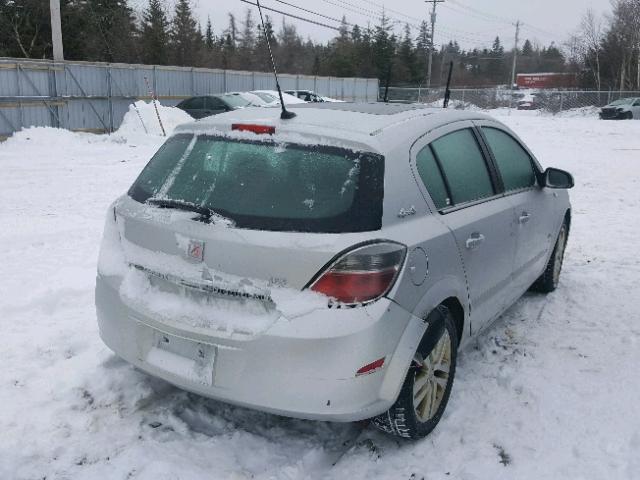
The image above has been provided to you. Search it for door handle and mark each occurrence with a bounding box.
[518,212,531,224]
[466,233,485,250]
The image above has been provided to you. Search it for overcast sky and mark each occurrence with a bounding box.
[184,0,613,50]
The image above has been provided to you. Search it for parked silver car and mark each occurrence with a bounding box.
[96,103,573,438]
[599,97,640,119]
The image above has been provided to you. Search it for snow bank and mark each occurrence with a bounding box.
[115,100,192,140]
[554,106,601,118]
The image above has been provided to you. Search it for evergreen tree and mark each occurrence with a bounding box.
[238,9,255,68]
[522,39,534,56]
[0,0,52,58]
[140,0,169,65]
[276,19,304,73]
[253,14,275,72]
[488,36,505,83]
[170,0,200,66]
[83,0,138,62]
[398,24,418,84]
[373,12,396,81]
[225,13,238,48]
[329,16,354,76]
[205,17,215,50]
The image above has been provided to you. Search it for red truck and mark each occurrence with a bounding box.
[516,73,577,89]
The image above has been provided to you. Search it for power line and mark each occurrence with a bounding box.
[325,0,384,19]
[240,0,341,30]
[318,0,382,24]
[243,0,527,52]
[447,0,562,40]
[448,0,513,25]
[317,0,502,47]
[273,0,354,26]
[353,0,423,23]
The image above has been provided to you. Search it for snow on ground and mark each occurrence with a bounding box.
[1,107,640,479]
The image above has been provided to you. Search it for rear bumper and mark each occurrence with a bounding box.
[95,273,425,422]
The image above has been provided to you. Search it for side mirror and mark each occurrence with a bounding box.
[544,167,574,189]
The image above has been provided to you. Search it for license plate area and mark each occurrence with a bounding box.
[145,331,215,386]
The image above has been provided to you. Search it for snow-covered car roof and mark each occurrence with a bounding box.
[227,91,271,107]
[251,90,306,104]
[174,102,493,154]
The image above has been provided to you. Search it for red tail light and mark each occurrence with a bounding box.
[309,242,407,305]
[231,124,275,135]
[356,357,385,376]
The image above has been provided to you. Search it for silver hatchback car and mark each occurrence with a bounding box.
[96,103,573,438]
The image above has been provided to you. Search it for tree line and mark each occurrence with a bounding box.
[568,0,640,91]
[1,0,638,90]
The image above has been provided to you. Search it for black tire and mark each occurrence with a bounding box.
[626,112,634,120]
[531,221,569,293]
[372,305,458,439]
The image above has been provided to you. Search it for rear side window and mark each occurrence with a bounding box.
[431,129,494,205]
[180,97,204,109]
[482,127,536,191]
[129,135,384,233]
[416,146,449,209]
[219,94,250,108]
[206,97,226,109]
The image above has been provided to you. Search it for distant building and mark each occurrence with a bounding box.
[516,73,578,89]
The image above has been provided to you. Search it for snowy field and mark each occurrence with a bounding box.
[1,104,639,479]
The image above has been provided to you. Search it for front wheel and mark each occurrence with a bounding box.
[372,305,458,439]
[532,222,568,293]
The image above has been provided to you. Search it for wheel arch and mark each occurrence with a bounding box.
[564,208,571,229]
[440,297,465,344]
[411,275,470,344]
[379,280,468,405]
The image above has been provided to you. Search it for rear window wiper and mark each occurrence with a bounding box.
[146,198,235,226]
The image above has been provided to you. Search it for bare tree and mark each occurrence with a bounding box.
[580,9,604,90]
[610,0,640,89]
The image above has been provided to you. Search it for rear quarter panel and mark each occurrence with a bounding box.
[379,140,470,342]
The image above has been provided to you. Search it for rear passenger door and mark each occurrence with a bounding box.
[411,122,517,333]
[476,122,558,294]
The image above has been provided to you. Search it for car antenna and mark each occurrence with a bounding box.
[255,0,296,119]
[443,61,454,108]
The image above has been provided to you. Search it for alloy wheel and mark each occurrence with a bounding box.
[413,331,452,423]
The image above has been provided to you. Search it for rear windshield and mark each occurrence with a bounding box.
[609,98,634,106]
[128,134,384,233]
[220,94,251,108]
[252,92,277,103]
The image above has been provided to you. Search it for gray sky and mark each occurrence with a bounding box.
[189,0,613,50]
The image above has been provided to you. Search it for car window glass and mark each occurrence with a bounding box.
[416,146,449,209]
[129,135,385,233]
[431,129,494,205]
[634,99,640,106]
[482,127,536,191]
[207,97,226,110]
[181,97,204,109]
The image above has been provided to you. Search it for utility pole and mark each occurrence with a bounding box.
[510,20,521,90]
[425,0,444,89]
[50,0,64,61]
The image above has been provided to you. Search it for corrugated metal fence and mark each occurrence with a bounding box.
[0,57,379,138]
